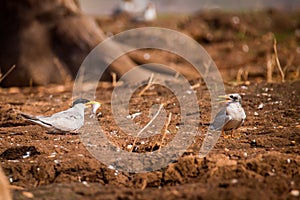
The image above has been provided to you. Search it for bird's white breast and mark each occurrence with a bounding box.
[224,102,246,131]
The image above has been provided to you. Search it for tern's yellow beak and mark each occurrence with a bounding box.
[85,101,100,106]
[85,101,101,114]
[217,95,231,103]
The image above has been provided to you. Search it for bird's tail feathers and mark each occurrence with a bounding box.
[19,112,39,120]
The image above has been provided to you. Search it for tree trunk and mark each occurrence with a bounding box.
[0,0,139,87]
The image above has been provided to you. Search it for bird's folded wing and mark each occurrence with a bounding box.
[39,109,84,131]
[209,108,231,131]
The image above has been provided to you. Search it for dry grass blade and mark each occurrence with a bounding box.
[9,185,24,190]
[236,68,244,83]
[191,83,201,89]
[266,54,275,83]
[0,65,16,83]
[138,73,154,96]
[158,112,172,152]
[111,72,117,87]
[130,103,164,152]
[273,37,285,82]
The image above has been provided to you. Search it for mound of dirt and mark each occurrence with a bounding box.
[0,79,299,199]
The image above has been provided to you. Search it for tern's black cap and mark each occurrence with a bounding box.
[72,98,90,106]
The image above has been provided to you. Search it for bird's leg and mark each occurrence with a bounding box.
[231,130,242,138]
[223,129,230,139]
[236,131,242,138]
[231,130,235,138]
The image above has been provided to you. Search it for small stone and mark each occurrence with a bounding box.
[54,160,60,164]
[250,139,257,147]
[242,44,249,52]
[82,181,90,187]
[231,179,238,184]
[22,191,34,198]
[108,165,115,170]
[290,190,299,197]
[258,103,264,109]
[231,16,240,24]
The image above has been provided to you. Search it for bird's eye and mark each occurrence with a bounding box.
[229,95,234,98]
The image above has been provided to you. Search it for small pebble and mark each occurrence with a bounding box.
[231,179,238,184]
[22,191,34,198]
[242,44,249,52]
[290,190,299,197]
[250,139,257,147]
[231,16,240,24]
[258,103,264,109]
[54,160,60,164]
[108,165,115,170]
[82,181,90,187]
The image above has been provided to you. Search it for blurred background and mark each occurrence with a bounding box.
[0,0,299,87]
[79,0,300,15]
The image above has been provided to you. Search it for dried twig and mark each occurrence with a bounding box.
[140,179,147,190]
[158,112,172,152]
[9,185,24,190]
[295,68,300,79]
[191,82,201,89]
[138,73,154,96]
[266,54,275,83]
[236,67,249,83]
[236,68,243,82]
[130,103,164,152]
[273,37,285,82]
[0,65,16,83]
[111,72,117,87]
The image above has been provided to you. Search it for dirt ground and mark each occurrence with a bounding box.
[0,10,300,200]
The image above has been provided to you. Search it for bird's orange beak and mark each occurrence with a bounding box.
[85,101,101,114]
[217,95,231,103]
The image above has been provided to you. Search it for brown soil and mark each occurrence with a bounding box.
[1,10,300,200]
